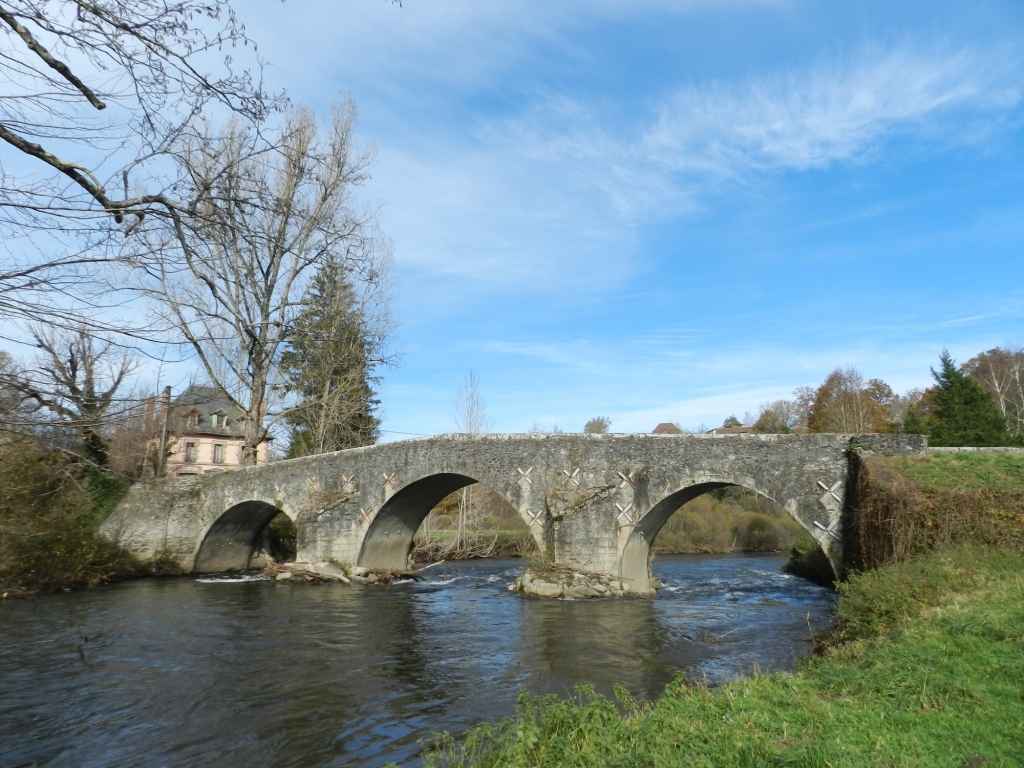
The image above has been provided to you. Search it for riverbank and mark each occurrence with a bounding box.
[411,529,536,563]
[426,546,1024,767]
[0,439,152,596]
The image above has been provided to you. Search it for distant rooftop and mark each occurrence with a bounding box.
[705,425,755,435]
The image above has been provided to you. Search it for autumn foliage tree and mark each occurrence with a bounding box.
[807,368,893,433]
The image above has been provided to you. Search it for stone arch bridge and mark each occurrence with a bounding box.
[101,433,924,595]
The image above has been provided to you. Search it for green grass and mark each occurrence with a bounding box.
[888,451,1024,492]
[426,547,1024,768]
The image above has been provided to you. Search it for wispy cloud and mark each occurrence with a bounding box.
[643,42,1023,176]
[494,41,1024,218]
[373,39,1024,302]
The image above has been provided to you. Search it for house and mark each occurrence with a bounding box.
[164,385,270,476]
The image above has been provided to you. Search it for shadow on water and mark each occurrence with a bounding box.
[0,553,834,768]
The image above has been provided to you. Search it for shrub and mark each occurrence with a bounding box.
[849,454,1024,570]
[782,535,835,587]
[0,437,140,591]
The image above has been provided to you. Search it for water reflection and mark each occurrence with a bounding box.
[0,554,833,768]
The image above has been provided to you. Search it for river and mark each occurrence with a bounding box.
[0,553,834,768]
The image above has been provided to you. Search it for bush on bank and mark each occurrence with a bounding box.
[0,438,143,593]
[425,546,1024,768]
[849,452,1024,570]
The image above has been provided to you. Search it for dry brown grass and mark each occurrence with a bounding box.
[849,454,1024,570]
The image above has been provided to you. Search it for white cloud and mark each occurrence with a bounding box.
[643,42,1023,176]
[369,39,1023,304]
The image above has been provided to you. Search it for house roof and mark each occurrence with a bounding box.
[172,385,247,438]
[705,425,755,435]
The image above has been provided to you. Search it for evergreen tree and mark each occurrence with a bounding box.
[927,351,1010,447]
[902,401,931,436]
[280,257,382,457]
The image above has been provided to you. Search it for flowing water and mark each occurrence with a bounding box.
[0,553,834,767]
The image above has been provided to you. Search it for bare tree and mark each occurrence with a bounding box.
[964,347,1024,437]
[583,416,611,434]
[453,370,487,547]
[791,386,816,430]
[0,1,278,332]
[5,326,135,463]
[147,106,374,464]
[454,370,487,435]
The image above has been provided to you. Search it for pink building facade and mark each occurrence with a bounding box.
[164,385,271,477]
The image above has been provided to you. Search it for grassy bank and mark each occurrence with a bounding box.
[426,546,1024,767]
[0,438,145,594]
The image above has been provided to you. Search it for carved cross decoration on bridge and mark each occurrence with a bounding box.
[815,479,844,541]
[340,474,358,496]
[561,467,582,488]
[517,467,543,528]
[615,502,638,527]
[817,480,843,506]
[359,507,373,526]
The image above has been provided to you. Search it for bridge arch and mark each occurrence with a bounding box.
[618,478,826,593]
[194,501,296,573]
[357,472,532,572]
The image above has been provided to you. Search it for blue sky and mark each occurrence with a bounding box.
[241,0,1024,437]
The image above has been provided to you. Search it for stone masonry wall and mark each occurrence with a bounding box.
[100,433,927,588]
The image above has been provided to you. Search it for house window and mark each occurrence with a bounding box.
[213,444,224,464]
[210,413,219,428]
[188,411,199,428]
[185,442,197,463]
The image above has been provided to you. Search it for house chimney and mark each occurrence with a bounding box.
[157,385,171,477]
